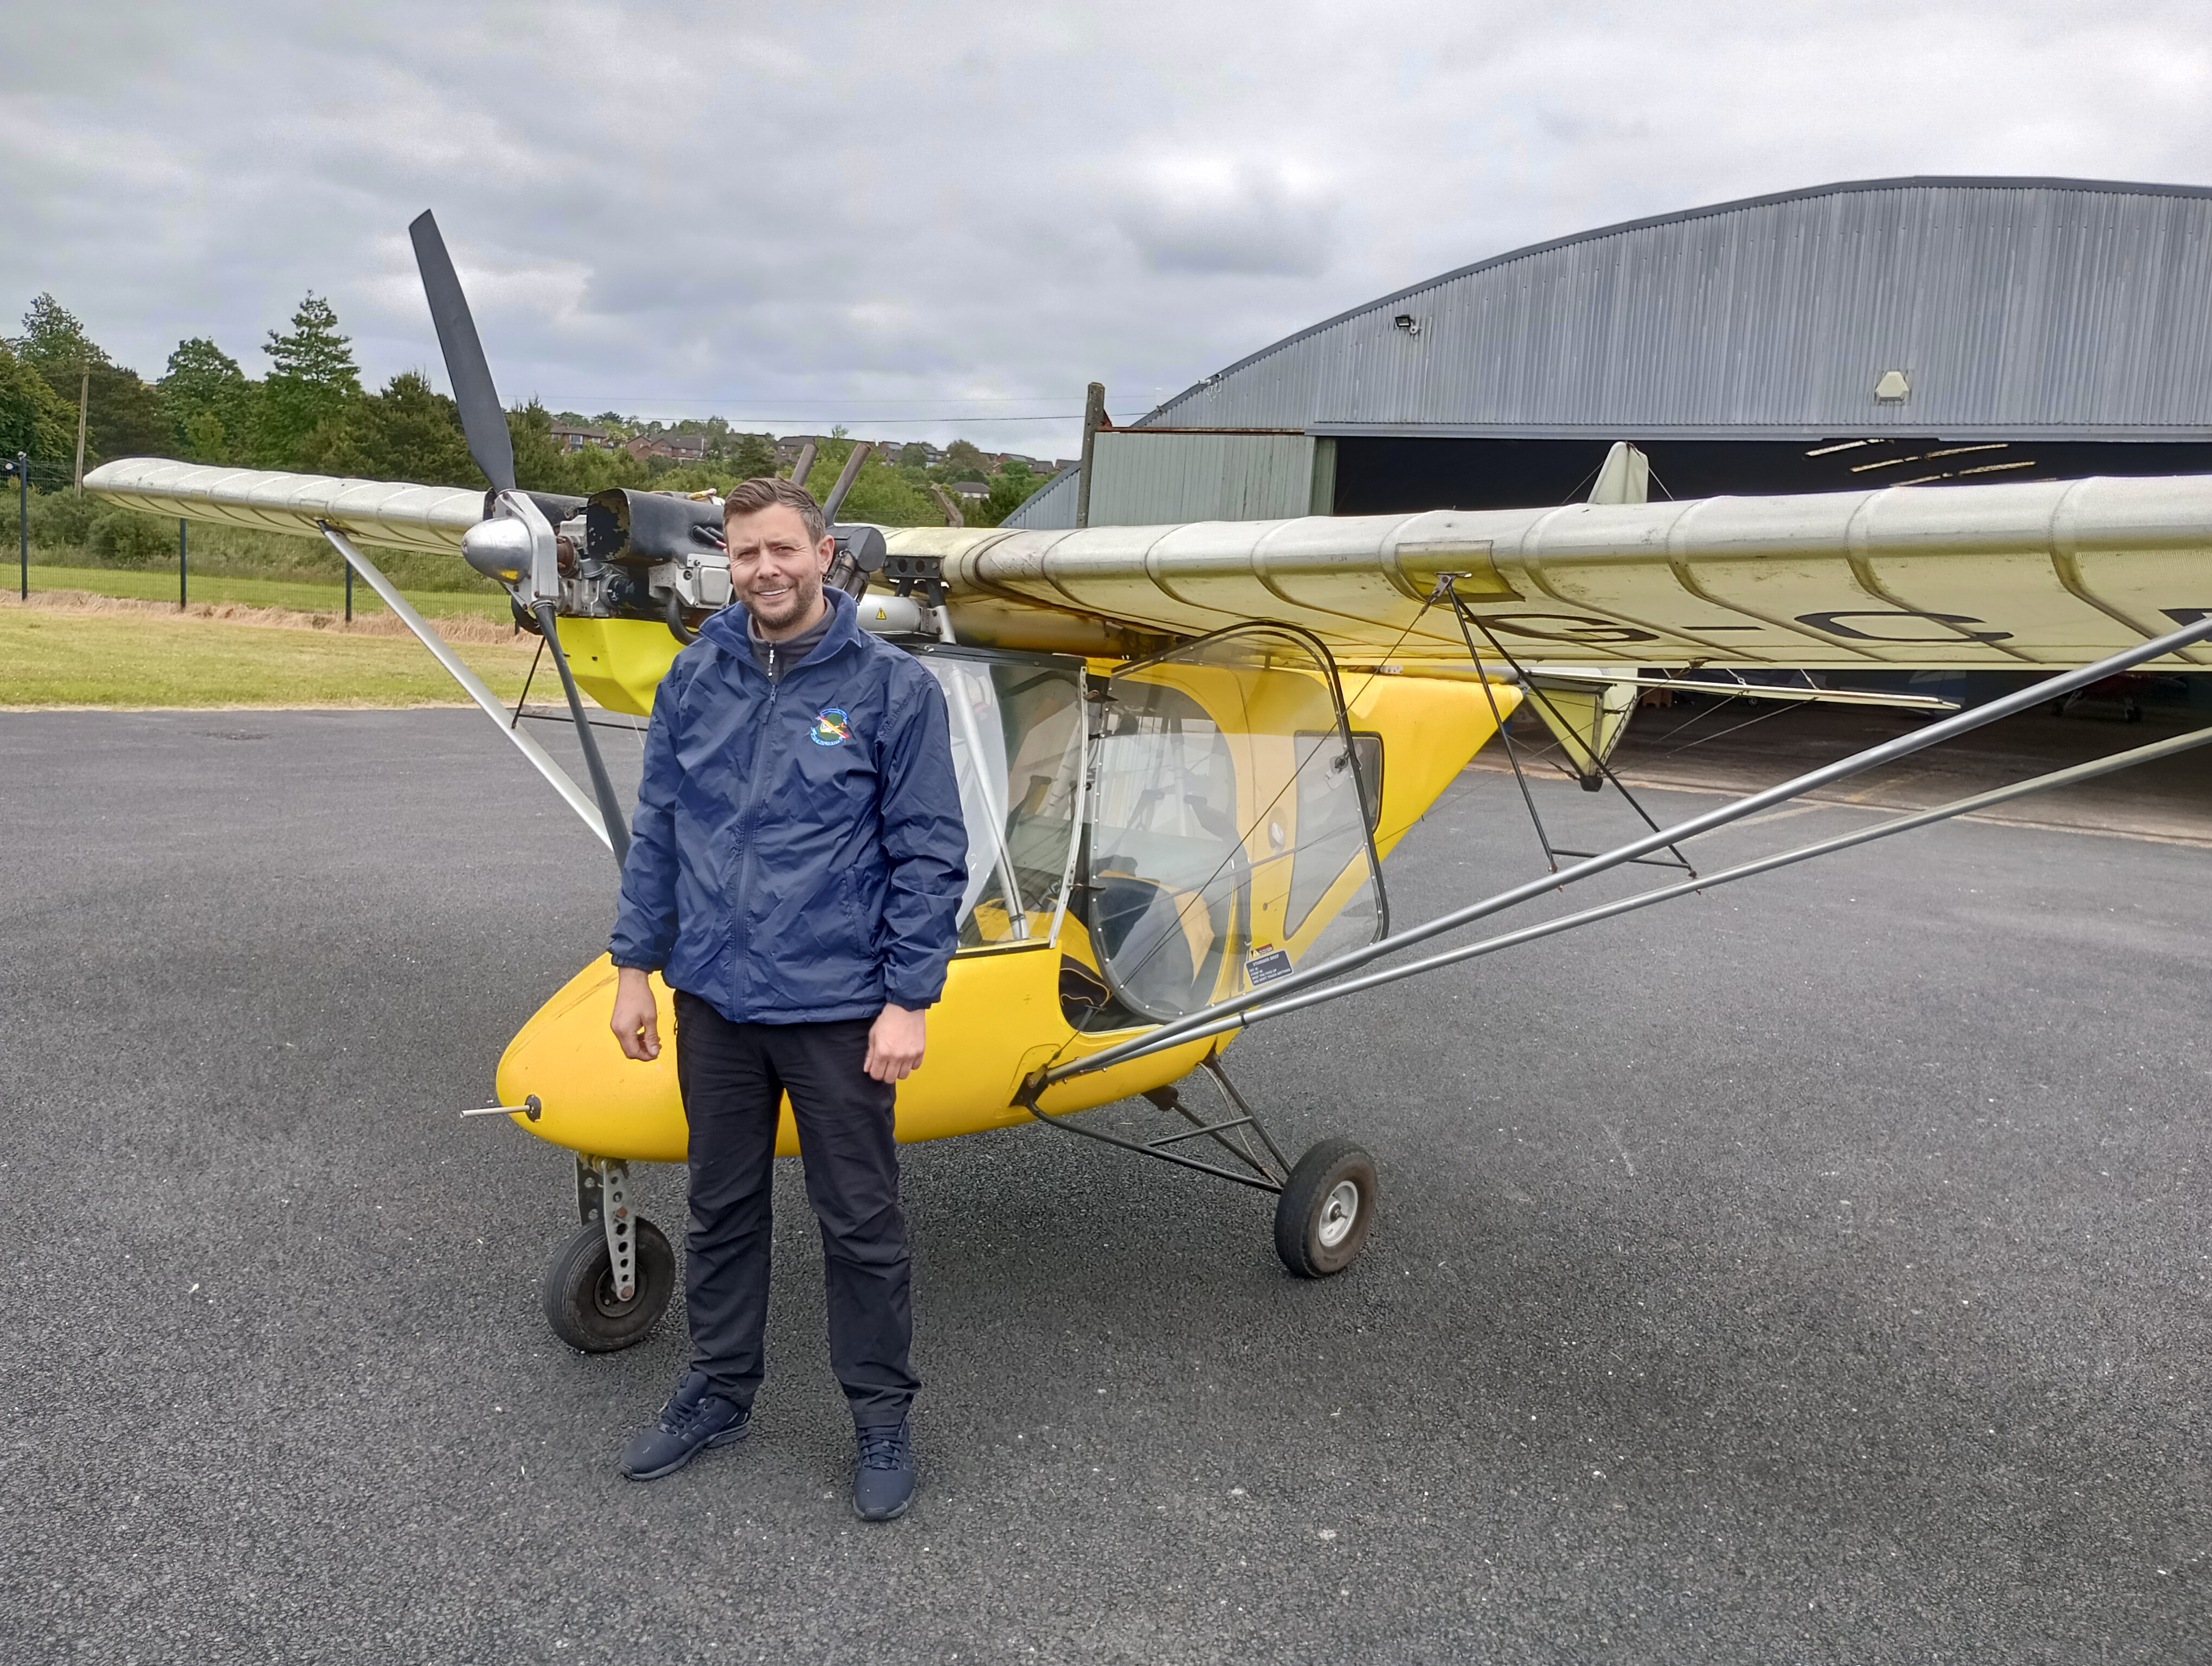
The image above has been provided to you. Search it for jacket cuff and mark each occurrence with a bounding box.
[884,977,944,1011]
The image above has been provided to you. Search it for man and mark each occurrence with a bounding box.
[606,475,967,1522]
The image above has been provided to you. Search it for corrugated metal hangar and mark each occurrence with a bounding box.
[1008,176,2212,531]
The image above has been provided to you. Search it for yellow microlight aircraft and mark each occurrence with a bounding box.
[87,213,2212,1351]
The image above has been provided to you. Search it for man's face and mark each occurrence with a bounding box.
[724,504,833,632]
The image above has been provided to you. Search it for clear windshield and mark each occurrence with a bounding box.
[1087,627,1385,1022]
[921,651,1086,950]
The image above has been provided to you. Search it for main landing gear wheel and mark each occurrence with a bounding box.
[1274,1138,1378,1278]
[542,1216,676,1353]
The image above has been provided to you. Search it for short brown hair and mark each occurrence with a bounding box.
[723,476,826,544]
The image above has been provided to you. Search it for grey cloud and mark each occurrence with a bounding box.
[3,0,2209,456]
[1114,162,1341,277]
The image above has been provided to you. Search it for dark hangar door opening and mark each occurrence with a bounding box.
[1328,437,2212,515]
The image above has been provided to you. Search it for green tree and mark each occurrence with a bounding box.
[973,470,1041,527]
[81,364,173,465]
[0,341,78,465]
[730,432,778,480]
[897,442,931,469]
[366,372,478,484]
[298,371,479,485]
[294,406,376,478]
[265,292,358,386]
[256,293,359,466]
[942,438,986,482]
[16,293,107,379]
[11,296,171,470]
[162,337,254,463]
[507,399,559,490]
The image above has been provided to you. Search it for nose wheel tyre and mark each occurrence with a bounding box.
[1274,1138,1377,1278]
[542,1216,676,1353]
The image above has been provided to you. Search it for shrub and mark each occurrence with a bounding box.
[28,487,100,550]
[88,509,179,566]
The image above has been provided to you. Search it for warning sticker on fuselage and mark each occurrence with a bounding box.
[1245,946,1294,987]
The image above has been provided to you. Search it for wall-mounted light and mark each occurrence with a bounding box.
[1393,314,1420,337]
[1874,369,1910,402]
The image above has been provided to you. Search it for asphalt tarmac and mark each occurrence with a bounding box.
[4,708,2207,1664]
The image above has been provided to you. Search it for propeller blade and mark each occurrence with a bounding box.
[409,211,516,493]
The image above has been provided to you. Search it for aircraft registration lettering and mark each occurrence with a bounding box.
[1474,612,1663,645]
[1796,610,2014,643]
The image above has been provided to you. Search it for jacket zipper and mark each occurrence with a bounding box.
[724,624,853,1010]
[730,667,779,1008]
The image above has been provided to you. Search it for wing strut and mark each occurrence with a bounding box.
[1044,607,2212,1087]
[1096,717,2212,1050]
[1447,583,1695,874]
[317,521,612,851]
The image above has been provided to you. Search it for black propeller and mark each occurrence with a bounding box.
[410,209,631,870]
[409,211,517,494]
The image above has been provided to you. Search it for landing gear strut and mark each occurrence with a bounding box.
[1020,1056,1379,1278]
[542,1155,677,1353]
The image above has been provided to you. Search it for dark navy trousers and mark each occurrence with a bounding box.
[673,991,919,1426]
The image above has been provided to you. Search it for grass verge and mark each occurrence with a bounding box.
[17,565,511,621]
[0,600,539,708]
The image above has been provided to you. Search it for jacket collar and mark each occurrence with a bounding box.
[698,586,863,678]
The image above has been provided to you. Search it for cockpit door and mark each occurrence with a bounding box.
[1086,624,1387,1022]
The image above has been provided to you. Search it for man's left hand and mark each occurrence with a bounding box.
[865,1004,927,1083]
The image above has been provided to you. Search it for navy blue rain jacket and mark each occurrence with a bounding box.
[608,587,968,1023]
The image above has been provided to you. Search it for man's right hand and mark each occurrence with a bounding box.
[611,965,662,1061]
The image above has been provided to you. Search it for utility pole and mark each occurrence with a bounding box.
[1075,381,1107,529]
[73,369,88,492]
[179,518,188,610]
[12,453,25,600]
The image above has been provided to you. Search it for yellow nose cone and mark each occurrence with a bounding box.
[494,957,728,1162]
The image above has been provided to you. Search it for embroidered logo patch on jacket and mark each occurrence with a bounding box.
[810,708,852,746]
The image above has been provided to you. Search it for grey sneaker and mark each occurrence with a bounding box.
[620,1372,750,1481]
[853,1418,917,1521]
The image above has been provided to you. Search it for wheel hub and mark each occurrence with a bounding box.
[592,1266,640,1318]
[1317,1178,1360,1248]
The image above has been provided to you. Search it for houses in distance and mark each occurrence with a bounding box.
[546,416,1073,484]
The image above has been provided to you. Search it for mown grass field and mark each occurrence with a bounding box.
[0,605,538,707]
[20,565,512,622]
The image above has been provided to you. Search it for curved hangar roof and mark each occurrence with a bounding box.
[1141,175,2212,442]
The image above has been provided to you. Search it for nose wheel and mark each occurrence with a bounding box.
[542,1215,676,1351]
[543,1155,676,1352]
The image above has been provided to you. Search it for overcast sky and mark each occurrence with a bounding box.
[4,2,2208,456]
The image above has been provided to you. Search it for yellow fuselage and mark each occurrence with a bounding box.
[493,617,1517,1160]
